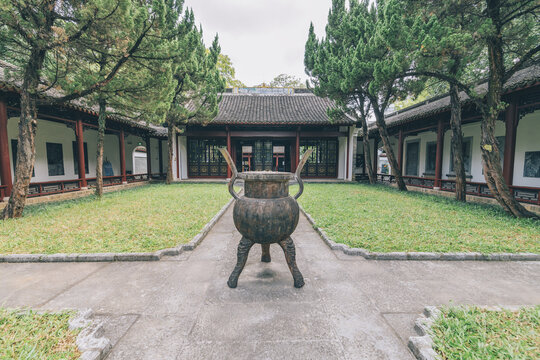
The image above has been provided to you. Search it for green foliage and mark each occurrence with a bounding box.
[431,306,540,360]
[217,54,246,88]
[266,73,305,88]
[166,16,225,126]
[0,184,232,254]
[0,308,80,360]
[298,183,540,253]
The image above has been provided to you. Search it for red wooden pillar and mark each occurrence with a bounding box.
[0,99,12,198]
[119,129,126,183]
[295,126,300,171]
[75,118,87,188]
[145,135,152,177]
[226,126,232,178]
[397,129,404,176]
[503,102,518,186]
[434,119,445,189]
[372,138,378,175]
[158,139,163,177]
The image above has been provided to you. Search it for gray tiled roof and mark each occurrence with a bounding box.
[0,60,166,136]
[372,65,540,132]
[206,93,355,125]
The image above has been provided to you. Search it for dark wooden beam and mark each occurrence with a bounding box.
[503,102,518,186]
[176,133,180,179]
[397,129,404,176]
[346,130,350,180]
[373,138,378,175]
[434,119,445,189]
[75,118,87,188]
[295,126,300,171]
[230,130,296,138]
[0,99,12,198]
[158,139,163,175]
[145,136,152,176]
[226,126,232,178]
[300,131,348,138]
[119,130,127,183]
[183,130,227,137]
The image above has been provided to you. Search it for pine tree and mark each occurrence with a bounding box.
[164,16,225,184]
[0,0,174,217]
[400,0,486,201]
[55,1,182,197]
[305,0,422,190]
[403,0,539,217]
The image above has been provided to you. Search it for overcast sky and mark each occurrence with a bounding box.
[184,0,332,87]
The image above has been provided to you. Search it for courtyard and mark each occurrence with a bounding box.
[1,0,539,358]
[1,196,539,359]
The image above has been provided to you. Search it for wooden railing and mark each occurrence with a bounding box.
[509,185,540,205]
[0,185,6,201]
[375,174,540,205]
[27,179,82,198]
[126,173,149,183]
[150,173,167,180]
[402,175,436,189]
[86,175,124,188]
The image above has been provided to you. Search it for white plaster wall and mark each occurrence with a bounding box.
[355,137,376,174]
[8,117,78,182]
[148,137,163,174]
[337,136,346,180]
[402,131,437,177]
[179,135,188,179]
[378,137,397,174]
[7,117,126,181]
[124,134,146,174]
[441,120,505,182]
[513,110,540,187]
[82,129,121,178]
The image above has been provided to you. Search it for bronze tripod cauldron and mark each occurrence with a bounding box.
[219,148,313,288]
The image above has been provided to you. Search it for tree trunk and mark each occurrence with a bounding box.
[1,49,45,219]
[372,106,407,191]
[166,121,175,184]
[449,83,466,202]
[360,115,375,184]
[479,24,536,218]
[95,98,107,197]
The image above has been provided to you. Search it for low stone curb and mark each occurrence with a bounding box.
[0,196,235,263]
[407,306,440,360]
[69,309,111,360]
[407,305,532,360]
[299,206,540,261]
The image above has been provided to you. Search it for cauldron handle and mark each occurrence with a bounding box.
[219,148,240,200]
[293,149,313,200]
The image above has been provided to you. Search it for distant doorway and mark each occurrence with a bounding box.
[234,139,292,172]
[133,146,147,174]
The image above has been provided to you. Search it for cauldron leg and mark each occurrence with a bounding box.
[261,243,271,262]
[279,237,304,288]
[228,236,254,288]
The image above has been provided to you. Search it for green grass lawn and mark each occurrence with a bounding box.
[0,308,80,360]
[0,183,231,254]
[297,183,540,253]
[431,306,540,360]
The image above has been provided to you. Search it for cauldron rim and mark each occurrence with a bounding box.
[237,171,295,181]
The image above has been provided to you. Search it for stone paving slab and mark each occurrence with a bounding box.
[1,206,539,359]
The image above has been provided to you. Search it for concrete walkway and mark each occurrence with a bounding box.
[1,208,539,359]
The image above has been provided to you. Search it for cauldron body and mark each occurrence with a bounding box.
[233,174,299,244]
[219,147,312,289]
